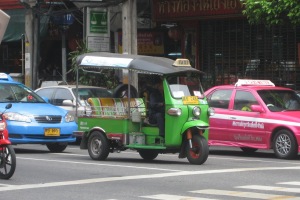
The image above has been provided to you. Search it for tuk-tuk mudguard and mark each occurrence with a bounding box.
[181,121,209,140]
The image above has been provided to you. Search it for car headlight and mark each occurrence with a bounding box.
[208,107,215,116]
[192,106,201,117]
[4,112,31,123]
[65,112,75,122]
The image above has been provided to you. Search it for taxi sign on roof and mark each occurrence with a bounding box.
[235,79,275,87]
[173,59,191,67]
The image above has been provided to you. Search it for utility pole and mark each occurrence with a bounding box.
[122,0,137,87]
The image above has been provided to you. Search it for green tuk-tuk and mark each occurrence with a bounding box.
[74,52,211,165]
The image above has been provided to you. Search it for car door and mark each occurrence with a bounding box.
[228,89,267,147]
[207,88,233,143]
[35,88,55,104]
[53,88,75,113]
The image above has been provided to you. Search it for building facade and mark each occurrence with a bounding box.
[152,0,300,90]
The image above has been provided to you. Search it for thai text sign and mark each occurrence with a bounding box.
[153,0,243,20]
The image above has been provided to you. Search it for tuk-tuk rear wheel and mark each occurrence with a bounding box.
[186,134,209,165]
[138,150,159,161]
[88,131,110,160]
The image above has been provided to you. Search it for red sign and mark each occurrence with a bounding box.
[153,0,243,20]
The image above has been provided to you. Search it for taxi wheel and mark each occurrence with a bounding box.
[273,130,298,159]
[46,143,67,153]
[186,134,209,165]
[88,131,110,160]
[138,150,158,161]
[113,84,138,98]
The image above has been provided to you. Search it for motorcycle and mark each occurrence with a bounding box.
[0,103,16,179]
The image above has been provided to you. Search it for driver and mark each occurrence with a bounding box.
[148,77,165,137]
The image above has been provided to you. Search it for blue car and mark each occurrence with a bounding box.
[0,73,77,152]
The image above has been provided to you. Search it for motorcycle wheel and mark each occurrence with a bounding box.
[0,145,16,179]
[186,134,209,165]
[88,131,110,160]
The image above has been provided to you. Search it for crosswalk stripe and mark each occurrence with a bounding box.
[237,185,300,193]
[140,194,216,200]
[190,189,300,199]
[279,182,300,186]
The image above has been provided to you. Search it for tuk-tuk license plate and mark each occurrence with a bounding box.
[44,128,60,136]
[182,96,199,105]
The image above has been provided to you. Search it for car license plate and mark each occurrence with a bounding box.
[182,96,199,105]
[44,128,60,136]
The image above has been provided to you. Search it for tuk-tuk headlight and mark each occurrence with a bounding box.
[192,106,201,117]
[167,108,182,116]
[208,107,215,116]
[0,121,6,131]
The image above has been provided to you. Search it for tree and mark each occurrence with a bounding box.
[241,0,300,26]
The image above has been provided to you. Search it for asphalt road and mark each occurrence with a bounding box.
[0,144,300,200]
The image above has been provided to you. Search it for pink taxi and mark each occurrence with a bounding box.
[205,79,300,159]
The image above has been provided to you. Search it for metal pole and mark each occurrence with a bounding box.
[62,30,67,83]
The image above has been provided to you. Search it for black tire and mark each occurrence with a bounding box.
[240,147,258,154]
[139,150,159,161]
[0,145,16,179]
[273,129,298,159]
[113,84,138,98]
[186,134,209,165]
[46,143,68,153]
[88,131,110,160]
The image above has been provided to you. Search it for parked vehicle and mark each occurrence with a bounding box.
[0,73,77,152]
[0,103,16,179]
[74,52,211,165]
[205,79,300,159]
[35,85,112,117]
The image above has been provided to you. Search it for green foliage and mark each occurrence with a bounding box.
[68,40,119,89]
[241,0,300,26]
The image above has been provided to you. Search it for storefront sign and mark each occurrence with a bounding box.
[118,31,164,55]
[90,11,108,34]
[138,32,164,55]
[87,36,110,52]
[153,0,243,20]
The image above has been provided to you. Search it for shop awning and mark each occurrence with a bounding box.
[3,9,49,42]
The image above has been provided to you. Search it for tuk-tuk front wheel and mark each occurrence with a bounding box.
[186,134,209,165]
[138,149,158,161]
[88,131,110,160]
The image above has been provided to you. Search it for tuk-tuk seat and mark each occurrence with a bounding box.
[87,98,146,118]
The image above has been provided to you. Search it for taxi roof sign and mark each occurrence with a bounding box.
[0,73,13,81]
[235,79,275,87]
[173,59,192,67]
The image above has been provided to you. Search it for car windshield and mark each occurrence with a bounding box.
[0,83,45,103]
[72,88,112,101]
[166,74,204,99]
[257,90,300,111]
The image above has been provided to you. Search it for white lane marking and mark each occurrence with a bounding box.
[191,189,300,199]
[1,163,300,192]
[237,185,300,193]
[17,157,182,172]
[279,182,300,186]
[141,194,216,200]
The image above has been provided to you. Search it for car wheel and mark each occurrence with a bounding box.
[138,150,159,161]
[240,147,258,154]
[113,84,138,98]
[273,129,298,159]
[186,134,209,165]
[46,143,67,153]
[88,131,110,160]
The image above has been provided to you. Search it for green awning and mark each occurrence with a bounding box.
[3,9,49,42]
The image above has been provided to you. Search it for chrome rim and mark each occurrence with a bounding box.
[91,138,102,156]
[276,134,291,155]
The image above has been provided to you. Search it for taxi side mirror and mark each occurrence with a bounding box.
[250,104,264,113]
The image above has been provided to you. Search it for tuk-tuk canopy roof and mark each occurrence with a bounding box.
[76,52,204,75]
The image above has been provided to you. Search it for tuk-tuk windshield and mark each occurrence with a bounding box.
[167,74,204,99]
